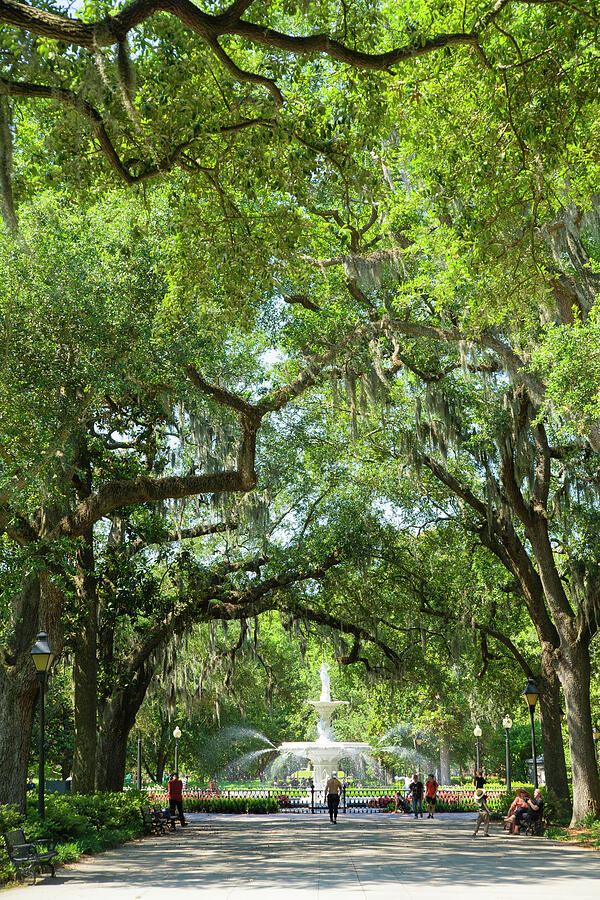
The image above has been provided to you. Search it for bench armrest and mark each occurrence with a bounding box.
[33,838,56,851]
[11,842,36,854]
[9,843,39,862]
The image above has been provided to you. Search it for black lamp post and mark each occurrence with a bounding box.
[473,725,482,772]
[30,632,55,819]
[136,730,142,790]
[523,679,539,788]
[414,736,422,774]
[173,726,181,777]
[502,715,513,794]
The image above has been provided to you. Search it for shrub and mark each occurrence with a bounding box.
[0,792,144,885]
[487,795,512,819]
[545,826,568,841]
[56,842,80,865]
[0,804,24,832]
[541,787,571,826]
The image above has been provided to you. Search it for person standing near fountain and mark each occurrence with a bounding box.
[324,772,343,824]
[409,773,424,819]
[168,772,187,827]
[425,773,438,819]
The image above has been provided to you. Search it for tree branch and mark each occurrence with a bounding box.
[207,36,283,105]
[257,321,376,415]
[282,600,401,669]
[0,77,198,184]
[0,0,479,64]
[281,294,321,313]
[420,596,536,677]
[129,520,237,556]
[185,366,261,421]
[52,415,258,540]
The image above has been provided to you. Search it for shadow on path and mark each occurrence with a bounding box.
[13,813,600,897]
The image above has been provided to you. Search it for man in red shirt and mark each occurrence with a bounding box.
[425,773,438,819]
[167,773,186,826]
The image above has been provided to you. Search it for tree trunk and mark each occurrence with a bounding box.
[72,632,97,793]
[556,639,600,824]
[524,517,600,822]
[498,440,597,823]
[0,662,38,810]
[59,696,73,780]
[96,659,158,790]
[439,741,451,786]
[96,713,131,792]
[538,645,570,812]
[0,573,63,807]
[72,527,97,794]
[0,575,41,807]
[155,737,169,784]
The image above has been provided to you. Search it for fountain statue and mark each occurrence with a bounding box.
[278,663,370,788]
[319,661,331,701]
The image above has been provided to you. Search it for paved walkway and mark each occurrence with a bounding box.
[11,813,600,899]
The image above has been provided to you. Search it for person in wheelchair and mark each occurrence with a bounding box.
[505,788,543,832]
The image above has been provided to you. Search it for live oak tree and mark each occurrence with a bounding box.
[268,63,600,819]
[299,323,598,821]
[76,444,406,791]
[383,525,570,809]
[269,375,571,797]
[133,618,308,784]
[279,255,597,821]
[92,539,344,791]
[0,194,255,801]
[0,192,378,806]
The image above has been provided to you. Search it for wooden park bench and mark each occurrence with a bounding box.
[141,805,171,835]
[153,804,176,832]
[2,829,57,884]
[517,809,545,836]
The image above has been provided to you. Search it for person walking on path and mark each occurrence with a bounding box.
[168,773,187,826]
[425,774,438,819]
[325,773,343,824]
[409,774,424,818]
[473,787,490,836]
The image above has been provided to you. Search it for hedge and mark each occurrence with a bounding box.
[175,796,278,814]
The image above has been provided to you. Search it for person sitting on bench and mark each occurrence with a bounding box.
[505,788,543,830]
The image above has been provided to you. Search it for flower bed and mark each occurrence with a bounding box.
[367,796,394,808]
[149,784,543,819]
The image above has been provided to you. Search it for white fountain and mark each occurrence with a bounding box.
[278,662,371,788]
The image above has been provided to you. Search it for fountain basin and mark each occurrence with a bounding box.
[279,741,371,789]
